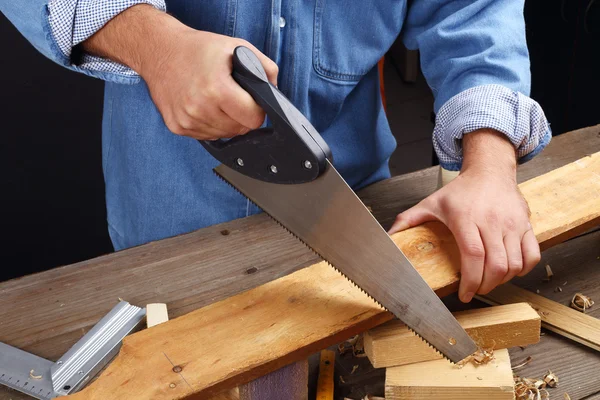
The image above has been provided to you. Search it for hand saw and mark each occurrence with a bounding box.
[200,46,477,362]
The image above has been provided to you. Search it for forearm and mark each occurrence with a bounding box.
[81,4,186,77]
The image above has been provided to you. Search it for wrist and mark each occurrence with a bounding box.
[462,129,517,177]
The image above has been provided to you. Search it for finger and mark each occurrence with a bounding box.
[501,233,523,284]
[220,77,266,130]
[518,228,541,276]
[477,226,508,295]
[184,105,251,137]
[173,121,235,140]
[241,43,279,85]
[388,201,438,234]
[453,223,485,303]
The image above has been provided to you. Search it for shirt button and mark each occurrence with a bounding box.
[279,17,286,28]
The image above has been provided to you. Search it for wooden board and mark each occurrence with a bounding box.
[479,283,600,351]
[385,348,515,400]
[59,152,600,399]
[1,125,599,400]
[364,303,541,368]
[239,360,308,400]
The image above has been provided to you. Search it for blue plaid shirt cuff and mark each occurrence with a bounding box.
[434,84,552,171]
[47,0,166,77]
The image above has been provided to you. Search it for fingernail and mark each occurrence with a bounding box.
[462,292,474,303]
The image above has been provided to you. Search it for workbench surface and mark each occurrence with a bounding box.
[1,125,599,400]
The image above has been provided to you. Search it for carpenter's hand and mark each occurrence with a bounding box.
[389,129,541,303]
[83,5,278,140]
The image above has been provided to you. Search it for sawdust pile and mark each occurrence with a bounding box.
[514,371,558,400]
[456,347,495,368]
[338,334,367,358]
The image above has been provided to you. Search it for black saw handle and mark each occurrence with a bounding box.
[199,46,331,184]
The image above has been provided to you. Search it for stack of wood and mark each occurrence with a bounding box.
[363,303,542,399]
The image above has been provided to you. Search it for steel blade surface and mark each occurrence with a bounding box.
[215,160,477,362]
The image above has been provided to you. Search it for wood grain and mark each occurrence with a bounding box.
[1,125,599,400]
[59,152,600,399]
[364,303,541,368]
[239,360,308,400]
[385,349,515,400]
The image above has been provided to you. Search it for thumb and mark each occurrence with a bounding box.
[388,202,439,234]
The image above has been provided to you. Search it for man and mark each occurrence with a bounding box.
[2,0,550,303]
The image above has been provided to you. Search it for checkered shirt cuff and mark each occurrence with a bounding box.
[47,0,166,77]
[433,84,551,171]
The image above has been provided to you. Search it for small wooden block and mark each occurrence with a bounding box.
[146,303,169,328]
[385,348,515,400]
[364,303,540,368]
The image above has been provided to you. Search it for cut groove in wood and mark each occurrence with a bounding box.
[478,283,600,352]
[385,348,515,400]
[62,153,600,398]
[364,303,540,368]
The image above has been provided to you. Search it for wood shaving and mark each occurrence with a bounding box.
[571,293,594,312]
[564,394,571,400]
[457,347,494,368]
[514,376,550,400]
[514,371,559,400]
[543,371,558,388]
[512,356,533,370]
[338,335,367,358]
[351,365,359,374]
[543,265,553,281]
[536,289,540,294]
[339,375,346,384]
[554,286,562,293]
[29,369,42,380]
[562,281,568,286]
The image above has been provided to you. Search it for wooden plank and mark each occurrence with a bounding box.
[385,348,514,400]
[316,350,335,400]
[364,303,541,368]
[59,152,600,399]
[478,283,600,351]
[1,126,598,400]
[239,360,308,400]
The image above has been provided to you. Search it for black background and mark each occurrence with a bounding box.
[1,0,598,282]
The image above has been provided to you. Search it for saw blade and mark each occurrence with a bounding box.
[215,160,478,363]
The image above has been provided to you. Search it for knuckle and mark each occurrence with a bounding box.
[489,260,508,276]
[464,243,485,260]
[504,217,517,232]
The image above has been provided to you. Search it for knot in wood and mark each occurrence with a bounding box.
[246,267,258,274]
[172,366,183,373]
[416,241,434,252]
[220,229,230,236]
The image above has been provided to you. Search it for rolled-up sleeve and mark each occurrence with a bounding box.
[1,0,165,84]
[403,0,551,171]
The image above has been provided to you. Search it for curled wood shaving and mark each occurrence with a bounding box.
[338,335,367,358]
[554,286,562,293]
[543,371,558,388]
[514,371,559,400]
[543,265,553,282]
[564,393,571,400]
[512,356,533,371]
[29,369,42,380]
[457,347,494,368]
[571,293,594,312]
[351,365,359,375]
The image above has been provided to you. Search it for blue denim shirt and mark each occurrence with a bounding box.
[1,0,551,250]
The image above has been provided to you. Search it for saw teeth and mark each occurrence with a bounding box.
[213,168,457,364]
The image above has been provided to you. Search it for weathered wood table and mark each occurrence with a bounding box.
[1,125,599,400]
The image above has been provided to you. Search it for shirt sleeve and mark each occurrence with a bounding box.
[402,0,551,171]
[47,0,166,79]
